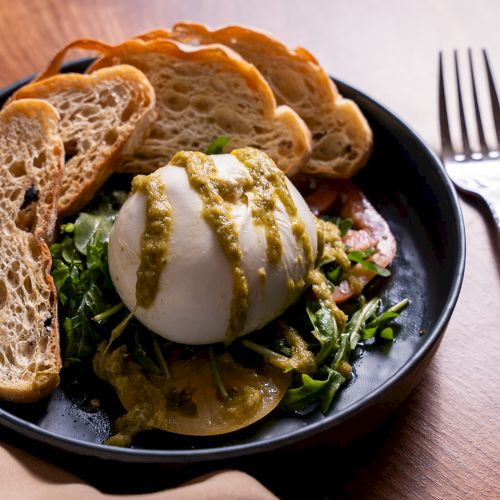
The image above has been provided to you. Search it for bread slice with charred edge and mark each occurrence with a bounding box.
[0,99,64,402]
[32,37,312,176]
[157,23,373,179]
[13,65,156,216]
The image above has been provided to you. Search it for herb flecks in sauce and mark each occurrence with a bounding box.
[313,217,352,323]
[279,324,316,374]
[94,343,169,447]
[233,148,314,271]
[316,217,350,270]
[232,147,283,265]
[94,342,291,444]
[170,151,248,343]
[309,269,347,329]
[242,324,315,375]
[167,148,317,343]
[132,174,172,309]
[316,216,365,296]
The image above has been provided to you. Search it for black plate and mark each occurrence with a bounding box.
[0,59,465,464]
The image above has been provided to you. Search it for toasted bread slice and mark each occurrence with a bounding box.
[34,37,311,176]
[0,99,64,402]
[13,65,156,216]
[166,23,373,178]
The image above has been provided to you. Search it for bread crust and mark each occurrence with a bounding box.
[32,36,312,176]
[13,65,157,216]
[90,38,311,175]
[0,99,63,402]
[169,23,373,179]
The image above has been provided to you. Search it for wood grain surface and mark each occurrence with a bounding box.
[0,1,499,498]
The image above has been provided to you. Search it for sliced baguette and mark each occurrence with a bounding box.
[13,65,156,216]
[34,37,311,176]
[167,23,373,179]
[0,99,64,402]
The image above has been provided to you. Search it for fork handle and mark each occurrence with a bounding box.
[480,189,500,231]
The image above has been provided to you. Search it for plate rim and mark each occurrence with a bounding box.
[0,59,466,463]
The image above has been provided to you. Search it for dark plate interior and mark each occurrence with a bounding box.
[0,59,465,463]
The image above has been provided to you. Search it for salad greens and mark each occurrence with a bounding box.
[50,181,408,421]
[50,190,143,366]
[247,296,408,415]
[347,249,391,277]
[205,136,230,155]
[320,215,353,237]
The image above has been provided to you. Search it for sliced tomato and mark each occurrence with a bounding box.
[304,179,397,303]
[304,178,339,215]
[95,345,291,439]
[149,356,291,436]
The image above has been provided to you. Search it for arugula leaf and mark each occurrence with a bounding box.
[51,260,70,303]
[209,347,229,399]
[278,295,411,415]
[60,222,75,234]
[281,369,333,410]
[348,249,391,277]
[205,136,230,154]
[348,249,375,259]
[74,214,101,255]
[306,303,338,365]
[134,331,161,375]
[336,218,353,237]
[281,366,345,414]
[78,283,105,316]
[362,311,399,340]
[269,337,292,357]
[93,302,124,324]
[318,369,345,414]
[153,338,171,379]
[361,298,409,340]
[320,215,353,237]
[242,339,294,372]
[74,208,116,255]
[322,263,341,284]
[330,297,380,370]
[380,327,394,340]
[56,235,81,266]
[105,311,134,353]
[50,190,126,365]
[361,326,378,340]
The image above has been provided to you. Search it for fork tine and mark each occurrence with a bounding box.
[482,49,500,147]
[438,52,453,157]
[468,49,489,155]
[454,50,472,157]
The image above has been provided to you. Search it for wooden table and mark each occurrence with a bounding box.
[0,1,499,498]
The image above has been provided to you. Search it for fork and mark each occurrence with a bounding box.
[438,49,500,231]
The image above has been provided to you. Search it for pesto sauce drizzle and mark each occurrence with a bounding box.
[231,148,283,265]
[277,189,314,271]
[315,217,350,270]
[309,268,347,329]
[170,151,248,343]
[316,217,363,295]
[235,147,325,325]
[311,218,350,328]
[232,148,314,271]
[132,175,172,309]
[233,147,317,303]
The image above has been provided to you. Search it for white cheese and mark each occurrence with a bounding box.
[108,154,317,344]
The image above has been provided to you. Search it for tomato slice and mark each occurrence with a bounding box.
[305,179,396,303]
[150,356,291,436]
[94,345,291,442]
[304,178,339,215]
